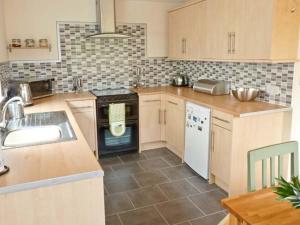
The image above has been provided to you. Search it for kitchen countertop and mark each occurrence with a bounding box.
[0,92,103,194]
[132,86,291,117]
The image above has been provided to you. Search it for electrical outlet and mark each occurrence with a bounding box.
[266,85,281,96]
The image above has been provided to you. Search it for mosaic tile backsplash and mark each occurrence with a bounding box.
[0,62,10,92]
[7,23,294,106]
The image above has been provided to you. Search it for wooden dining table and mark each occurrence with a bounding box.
[222,188,300,225]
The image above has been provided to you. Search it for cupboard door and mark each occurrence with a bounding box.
[211,124,232,186]
[165,97,185,158]
[73,111,97,154]
[139,100,162,144]
[168,9,185,59]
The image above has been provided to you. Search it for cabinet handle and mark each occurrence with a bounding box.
[143,100,160,103]
[211,131,215,152]
[159,109,161,124]
[228,32,232,54]
[232,32,236,54]
[212,116,230,124]
[181,38,185,54]
[167,100,178,106]
[164,109,166,124]
[184,39,187,54]
[70,106,92,109]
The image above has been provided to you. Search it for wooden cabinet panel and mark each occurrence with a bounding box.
[68,100,97,157]
[139,100,162,143]
[165,95,185,157]
[211,124,232,188]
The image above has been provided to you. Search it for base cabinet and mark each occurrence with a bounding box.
[68,100,98,158]
[139,94,185,158]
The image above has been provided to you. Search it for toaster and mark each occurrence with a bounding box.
[193,79,231,95]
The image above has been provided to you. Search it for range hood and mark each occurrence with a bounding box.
[87,0,129,38]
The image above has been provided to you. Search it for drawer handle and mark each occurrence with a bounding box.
[167,100,178,105]
[212,116,230,124]
[164,109,166,124]
[70,106,93,109]
[159,109,161,124]
[143,100,160,103]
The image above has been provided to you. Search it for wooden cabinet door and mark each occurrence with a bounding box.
[139,99,162,144]
[168,9,185,59]
[165,96,185,158]
[211,124,232,186]
[73,111,97,154]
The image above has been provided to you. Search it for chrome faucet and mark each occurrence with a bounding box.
[0,96,24,129]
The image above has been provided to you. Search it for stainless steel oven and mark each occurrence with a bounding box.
[91,89,139,156]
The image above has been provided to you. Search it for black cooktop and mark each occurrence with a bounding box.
[91,88,134,97]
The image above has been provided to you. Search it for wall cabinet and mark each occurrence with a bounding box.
[68,100,98,158]
[168,0,300,62]
[139,94,185,158]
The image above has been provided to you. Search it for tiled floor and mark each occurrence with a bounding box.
[100,148,227,225]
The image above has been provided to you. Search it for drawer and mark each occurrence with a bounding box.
[165,95,184,110]
[68,100,95,112]
[212,110,233,131]
[140,94,162,106]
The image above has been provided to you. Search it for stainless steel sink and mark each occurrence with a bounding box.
[2,111,77,149]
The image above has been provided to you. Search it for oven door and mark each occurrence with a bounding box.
[98,120,138,156]
[97,99,138,122]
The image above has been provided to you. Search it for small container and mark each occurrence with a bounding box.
[12,39,21,48]
[39,39,49,48]
[25,39,35,48]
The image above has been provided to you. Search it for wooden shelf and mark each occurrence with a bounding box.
[7,44,52,53]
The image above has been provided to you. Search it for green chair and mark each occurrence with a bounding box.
[247,141,299,192]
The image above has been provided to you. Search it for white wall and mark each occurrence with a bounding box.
[0,0,8,63]
[116,0,183,57]
[4,0,96,61]
[4,0,183,61]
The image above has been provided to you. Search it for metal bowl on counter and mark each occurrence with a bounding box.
[232,88,260,102]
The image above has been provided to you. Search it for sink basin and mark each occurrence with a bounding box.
[2,111,76,149]
[4,126,62,147]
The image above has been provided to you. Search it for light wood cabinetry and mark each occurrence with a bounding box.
[168,0,208,60]
[168,0,300,62]
[68,100,98,158]
[139,94,185,158]
[210,111,233,191]
[165,95,185,158]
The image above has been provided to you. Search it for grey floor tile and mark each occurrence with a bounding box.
[162,153,183,166]
[191,212,226,225]
[99,156,123,167]
[189,190,227,215]
[134,171,169,186]
[138,158,170,171]
[128,186,168,208]
[105,193,134,215]
[159,180,199,199]
[105,176,139,194]
[119,206,167,225]
[161,164,197,181]
[111,162,144,177]
[156,198,204,225]
[187,176,219,193]
[143,148,173,159]
[119,152,147,163]
[106,215,122,225]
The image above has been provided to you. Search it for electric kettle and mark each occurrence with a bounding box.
[19,83,33,106]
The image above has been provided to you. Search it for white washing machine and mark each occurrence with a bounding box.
[184,102,211,179]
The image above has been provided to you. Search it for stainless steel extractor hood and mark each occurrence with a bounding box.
[87,0,129,38]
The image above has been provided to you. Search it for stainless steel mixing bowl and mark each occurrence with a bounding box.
[232,88,260,102]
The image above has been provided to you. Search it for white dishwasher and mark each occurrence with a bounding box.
[184,102,211,179]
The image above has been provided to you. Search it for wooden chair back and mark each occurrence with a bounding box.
[247,141,299,192]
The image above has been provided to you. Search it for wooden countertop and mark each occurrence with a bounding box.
[0,92,103,194]
[132,86,291,117]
